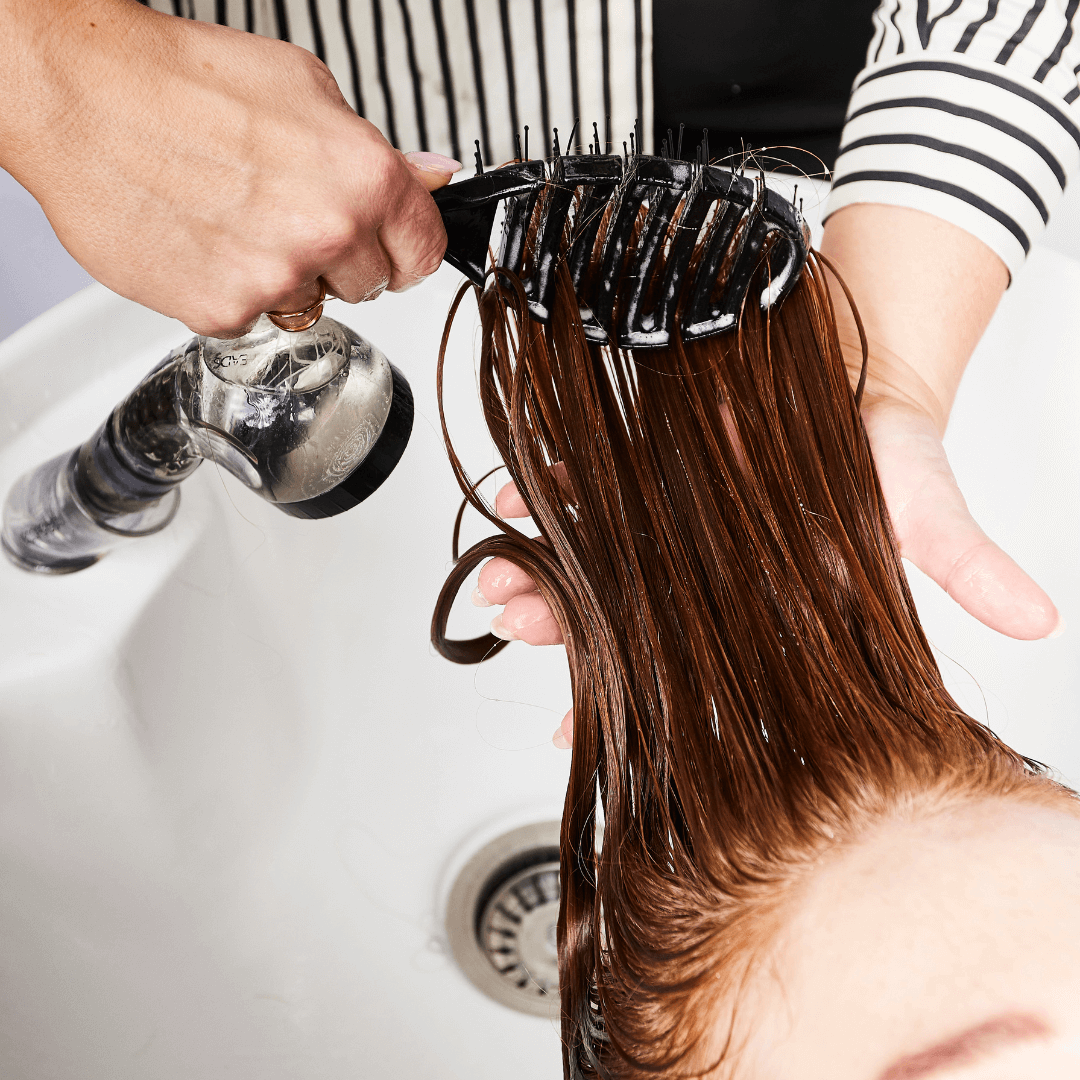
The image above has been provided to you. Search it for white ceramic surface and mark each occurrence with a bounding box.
[0,268,572,1079]
[0,239,1077,1078]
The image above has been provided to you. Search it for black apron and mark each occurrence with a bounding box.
[653,0,881,173]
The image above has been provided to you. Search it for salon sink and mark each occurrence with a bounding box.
[0,266,570,1079]
[0,244,1077,1078]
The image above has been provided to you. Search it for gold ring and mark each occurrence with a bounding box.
[267,281,327,332]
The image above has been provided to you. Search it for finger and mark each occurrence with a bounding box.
[183,285,281,339]
[491,593,565,645]
[866,406,1062,641]
[475,556,538,605]
[494,463,575,518]
[495,480,532,519]
[380,158,451,293]
[188,313,260,340]
[321,259,392,305]
[319,221,394,305]
[402,150,462,192]
[552,708,573,749]
[901,485,1060,640]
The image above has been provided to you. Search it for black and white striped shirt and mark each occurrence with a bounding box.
[149,0,1080,274]
[150,0,652,168]
[828,0,1080,274]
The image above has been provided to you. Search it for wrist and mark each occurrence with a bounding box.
[834,325,952,437]
[0,0,149,192]
[820,203,1008,437]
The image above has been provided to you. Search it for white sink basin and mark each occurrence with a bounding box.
[0,267,571,1079]
[0,247,1077,1078]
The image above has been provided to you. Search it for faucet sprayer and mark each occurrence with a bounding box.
[1,312,412,573]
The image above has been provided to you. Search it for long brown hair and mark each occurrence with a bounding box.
[431,197,1072,1078]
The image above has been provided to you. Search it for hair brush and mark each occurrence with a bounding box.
[430,134,811,350]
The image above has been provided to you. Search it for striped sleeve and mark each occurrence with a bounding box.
[825,0,1080,275]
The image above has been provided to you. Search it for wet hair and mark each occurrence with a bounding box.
[430,195,1075,1078]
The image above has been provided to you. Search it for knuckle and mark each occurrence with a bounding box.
[361,278,389,302]
[388,227,446,290]
[415,235,447,278]
[296,49,343,100]
[273,267,308,298]
[262,258,327,309]
[412,201,449,267]
[358,147,401,206]
[327,282,364,305]
[195,296,260,337]
[306,211,358,262]
[352,247,392,299]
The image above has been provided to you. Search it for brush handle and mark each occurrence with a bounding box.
[433,162,545,286]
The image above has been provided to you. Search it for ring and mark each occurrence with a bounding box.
[267,281,327,332]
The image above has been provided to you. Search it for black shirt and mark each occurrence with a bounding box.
[653,0,880,173]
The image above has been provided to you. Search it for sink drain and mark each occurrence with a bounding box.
[444,820,561,1017]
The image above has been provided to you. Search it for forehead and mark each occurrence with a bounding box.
[742,799,1080,1080]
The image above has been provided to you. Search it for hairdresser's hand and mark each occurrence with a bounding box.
[469,472,575,746]
[472,472,568,648]
[0,0,458,338]
[822,204,1062,642]
[478,384,1064,750]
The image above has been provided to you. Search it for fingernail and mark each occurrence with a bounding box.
[1049,614,1067,639]
[404,151,463,174]
[490,614,516,641]
[471,587,491,608]
[552,727,570,750]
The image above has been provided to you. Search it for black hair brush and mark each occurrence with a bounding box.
[431,136,810,350]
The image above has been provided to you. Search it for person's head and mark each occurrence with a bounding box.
[431,176,1079,1078]
[728,793,1080,1079]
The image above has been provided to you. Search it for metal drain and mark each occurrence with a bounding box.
[444,820,561,1017]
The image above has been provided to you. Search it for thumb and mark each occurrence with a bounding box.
[865,403,1062,641]
[553,709,573,749]
[402,150,462,192]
